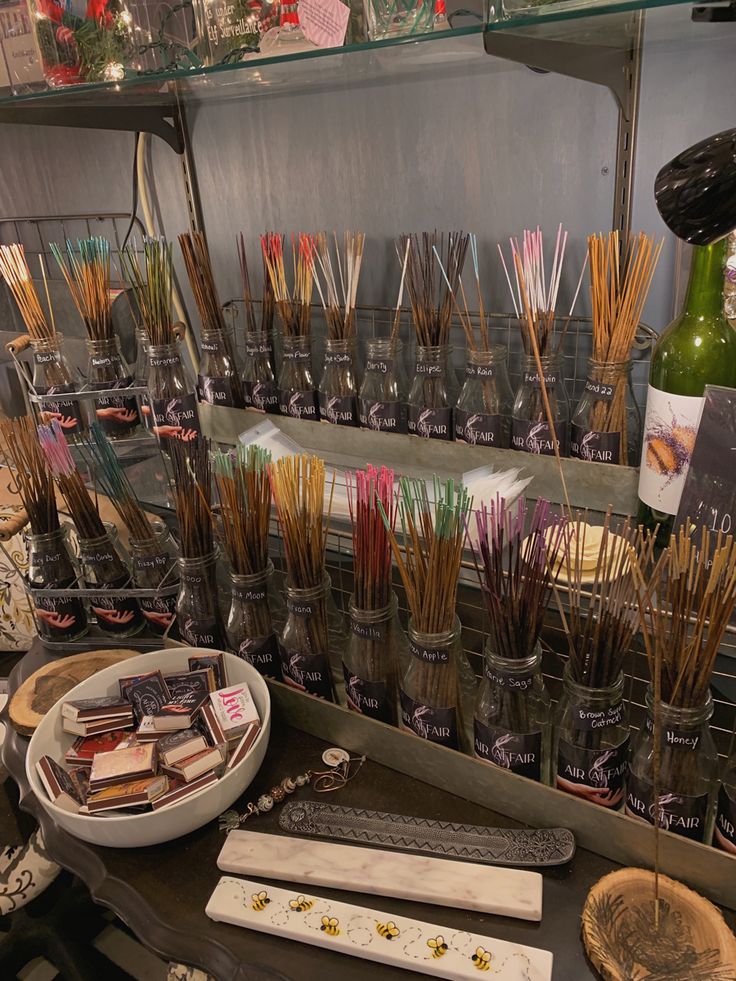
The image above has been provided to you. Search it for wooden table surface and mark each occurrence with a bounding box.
[2,640,617,981]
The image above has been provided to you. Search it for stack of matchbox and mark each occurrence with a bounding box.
[36,654,262,817]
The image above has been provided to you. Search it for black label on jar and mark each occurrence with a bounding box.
[149,352,182,369]
[324,351,351,366]
[133,552,170,575]
[33,582,86,641]
[644,716,701,751]
[34,351,60,366]
[455,409,503,447]
[625,772,708,841]
[415,362,443,377]
[234,585,268,603]
[279,389,318,420]
[139,594,177,636]
[95,376,139,435]
[238,634,281,679]
[465,363,495,379]
[409,638,450,664]
[511,419,567,456]
[282,349,311,364]
[151,393,201,443]
[350,617,386,642]
[319,393,358,427]
[483,661,534,690]
[246,342,272,358]
[198,374,235,407]
[570,425,621,465]
[286,597,317,617]
[359,398,406,433]
[557,738,629,808]
[400,690,458,748]
[87,574,143,635]
[279,647,333,701]
[366,358,393,375]
[244,380,279,413]
[200,339,223,354]
[408,406,452,441]
[90,355,113,368]
[584,377,616,401]
[474,721,542,780]
[180,616,226,649]
[35,383,84,436]
[573,702,625,731]
[343,662,391,724]
[524,371,558,387]
[714,785,736,854]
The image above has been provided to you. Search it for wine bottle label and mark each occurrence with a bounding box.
[626,772,709,841]
[638,385,704,516]
[139,594,177,636]
[465,363,495,379]
[282,349,311,363]
[238,634,281,678]
[151,393,201,443]
[572,702,624,731]
[343,662,391,723]
[408,406,452,440]
[400,690,458,749]
[359,398,406,433]
[714,785,736,854]
[32,581,86,640]
[366,358,393,374]
[198,374,235,407]
[349,617,386,642]
[524,370,558,387]
[87,573,143,635]
[483,661,534,690]
[474,721,542,780]
[556,738,629,808]
[180,617,226,649]
[324,351,351,366]
[644,716,701,750]
[570,425,621,464]
[279,389,318,419]
[583,377,616,401]
[415,362,442,376]
[244,380,279,413]
[279,646,333,701]
[409,638,450,664]
[94,376,139,435]
[511,419,567,456]
[318,393,358,426]
[34,383,84,435]
[455,410,503,447]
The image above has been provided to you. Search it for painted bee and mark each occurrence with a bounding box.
[320,916,340,936]
[472,946,492,971]
[289,895,314,912]
[376,921,400,940]
[427,936,448,959]
[251,891,270,912]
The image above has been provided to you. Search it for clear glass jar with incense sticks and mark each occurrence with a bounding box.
[553,664,629,808]
[26,525,88,643]
[358,337,408,434]
[626,688,718,843]
[176,550,227,650]
[85,337,139,440]
[146,340,201,447]
[243,329,279,414]
[455,346,513,448]
[76,524,145,638]
[511,352,570,456]
[226,560,282,680]
[474,642,550,783]
[198,327,242,408]
[714,751,736,853]
[29,335,85,438]
[279,574,342,702]
[407,344,458,441]
[570,358,641,466]
[129,519,179,638]
[319,337,361,427]
[278,335,318,420]
[343,592,406,726]
[400,616,471,752]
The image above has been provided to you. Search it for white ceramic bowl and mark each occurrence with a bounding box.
[26,648,270,848]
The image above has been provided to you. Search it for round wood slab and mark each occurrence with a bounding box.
[8,648,141,736]
[582,867,736,980]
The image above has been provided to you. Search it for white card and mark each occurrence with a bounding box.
[299,0,350,48]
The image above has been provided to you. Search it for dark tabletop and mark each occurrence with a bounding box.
[2,641,616,981]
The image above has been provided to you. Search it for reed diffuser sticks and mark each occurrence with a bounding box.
[51,237,114,342]
[37,419,106,540]
[0,245,55,342]
[121,237,175,346]
[261,233,316,338]
[0,415,59,534]
[212,444,272,576]
[312,232,365,340]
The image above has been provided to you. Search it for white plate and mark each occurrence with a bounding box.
[26,648,270,848]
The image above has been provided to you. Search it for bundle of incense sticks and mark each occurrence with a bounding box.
[121,237,175,346]
[261,233,316,339]
[435,233,489,353]
[0,244,56,342]
[37,419,106,540]
[212,444,272,577]
[268,454,333,589]
[311,232,365,340]
[51,238,114,342]
[346,465,396,612]
[82,422,155,543]
[0,415,60,534]
[238,233,275,337]
[400,231,469,348]
[168,436,214,560]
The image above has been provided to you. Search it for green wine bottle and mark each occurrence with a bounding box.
[638,240,736,545]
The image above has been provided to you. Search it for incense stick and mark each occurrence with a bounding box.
[0,415,59,534]
[212,444,272,576]
[37,419,106,540]
[168,436,214,559]
[312,232,365,340]
[120,237,175,347]
[400,231,469,348]
[261,233,316,339]
[51,238,114,342]
[0,245,56,342]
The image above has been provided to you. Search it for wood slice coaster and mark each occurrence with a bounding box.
[582,867,736,981]
[8,649,140,736]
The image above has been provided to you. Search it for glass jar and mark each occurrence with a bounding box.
[455,347,513,448]
[85,337,139,439]
[29,335,84,437]
[511,353,570,457]
[198,327,243,408]
[553,665,629,808]
[26,526,88,643]
[474,643,550,783]
[280,574,345,702]
[146,341,201,447]
[343,592,407,726]
[400,617,470,751]
[133,328,153,431]
[176,551,227,650]
[243,329,279,414]
[77,525,144,638]
[626,687,718,843]
[715,752,736,853]
[407,344,458,441]
[358,337,408,434]
[278,335,318,420]
[319,337,361,427]
[226,562,281,680]
[571,359,641,466]
[364,0,433,40]
[129,520,179,637]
